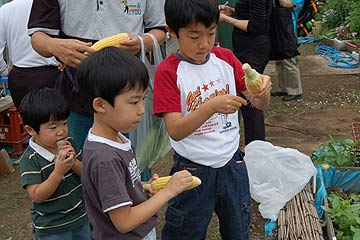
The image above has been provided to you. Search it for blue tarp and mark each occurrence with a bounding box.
[265,165,360,237]
[314,165,360,218]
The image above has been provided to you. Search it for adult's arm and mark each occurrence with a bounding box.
[31,31,94,68]
[220,0,269,34]
[278,0,295,8]
[220,14,249,32]
[143,28,166,52]
[119,28,166,55]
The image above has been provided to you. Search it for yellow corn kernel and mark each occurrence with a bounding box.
[91,33,130,51]
[143,176,202,193]
[242,63,263,95]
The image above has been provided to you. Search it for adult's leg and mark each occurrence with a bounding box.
[275,60,286,92]
[281,58,302,95]
[239,98,265,145]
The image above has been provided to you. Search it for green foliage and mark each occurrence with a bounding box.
[321,0,360,41]
[312,136,360,167]
[348,1,360,34]
[314,12,323,21]
[322,0,351,30]
[322,192,360,239]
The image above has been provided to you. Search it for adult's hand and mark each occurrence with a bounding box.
[219,5,235,17]
[31,31,95,68]
[117,33,141,55]
[48,38,95,68]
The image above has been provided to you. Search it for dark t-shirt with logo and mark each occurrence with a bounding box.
[82,133,157,240]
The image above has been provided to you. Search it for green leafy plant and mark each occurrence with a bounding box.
[322,0,351,30]
[322,16,359,41]
[322,192,360,240]
[348,1,360,34]
[334,21,358,41]
[314,12,323,22]
[313,136,360,167]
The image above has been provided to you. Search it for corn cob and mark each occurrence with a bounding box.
[56,139,67,157]
[91,33,130,51]
[143,176,202,192]
[242,63,263,95]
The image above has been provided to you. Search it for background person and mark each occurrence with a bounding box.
[219,0,272,145]
[0,0,60,109]
[271,0,304,101]
[28,0,166,153]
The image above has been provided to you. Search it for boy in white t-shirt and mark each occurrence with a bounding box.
[153,0,272,239]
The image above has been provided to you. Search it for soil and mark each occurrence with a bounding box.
[0,43,359,240]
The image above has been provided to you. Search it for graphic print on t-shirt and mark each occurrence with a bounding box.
[128,158,141,187]
[121,0,142,15]
[186,81,235,136]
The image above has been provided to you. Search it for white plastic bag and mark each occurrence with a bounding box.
[129,34,171,171]
[244,140,316,221]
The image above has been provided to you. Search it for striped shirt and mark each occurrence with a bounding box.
[20,138,88,237]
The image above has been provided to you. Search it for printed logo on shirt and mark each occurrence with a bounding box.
[122,0,142,15]
[128,158,141,187]
[186,82,230,112]
[186,81,235,135]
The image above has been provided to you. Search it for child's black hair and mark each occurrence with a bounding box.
[165,0,220,37]
[76,47,149,112]
[19,88,70,133]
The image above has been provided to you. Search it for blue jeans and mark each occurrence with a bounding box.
[68,111,93,159]
[36,223,91,240]
[162,149,252,240]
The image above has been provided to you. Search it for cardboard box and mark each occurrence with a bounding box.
[0,149,14,175]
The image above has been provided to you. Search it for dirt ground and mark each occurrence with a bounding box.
[0,43,359,240]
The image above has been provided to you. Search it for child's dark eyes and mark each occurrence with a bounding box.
[130,95,147,104]
[190,36,199,40]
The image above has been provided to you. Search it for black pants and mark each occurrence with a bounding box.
[8,66,60,109]
[233,33,270,145]
[239,93,265,145]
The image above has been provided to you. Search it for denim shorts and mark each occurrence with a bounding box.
[35,223,91,240]
[162,149,252,240]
